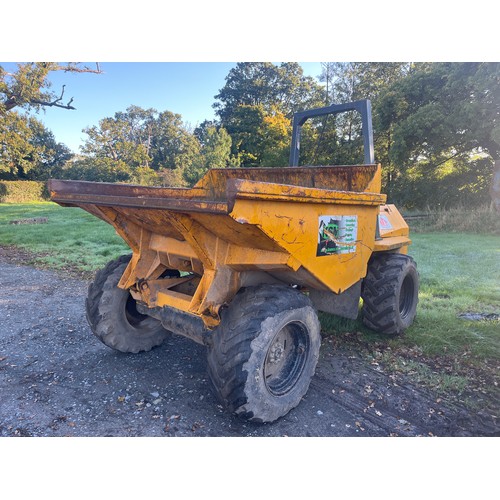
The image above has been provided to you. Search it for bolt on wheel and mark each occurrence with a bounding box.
[264,322,310,396]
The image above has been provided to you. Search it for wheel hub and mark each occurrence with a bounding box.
[269,342,285,364]
[263,322,310,396]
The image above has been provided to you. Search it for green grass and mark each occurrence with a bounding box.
[321,233,500,363]
[0,202,128,273]
[404,233,500,358]
[1,203,499,366]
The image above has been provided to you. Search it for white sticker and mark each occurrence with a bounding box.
[379,214,393,230]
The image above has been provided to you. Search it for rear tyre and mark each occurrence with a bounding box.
[207,285,321,423]
[86,255,170,353]
[361,253,419,335]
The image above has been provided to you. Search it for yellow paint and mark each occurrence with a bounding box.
[156,289,193,309]
[373,236,411,252]
[50,163,412,328]
[230,198,378,293]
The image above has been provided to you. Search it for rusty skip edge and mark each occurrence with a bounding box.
[47,179,229,214]
[48,172,386,214]
[225,179,386,207]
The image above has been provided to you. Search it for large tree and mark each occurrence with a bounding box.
[214,62,323,121]
[378,62,500,166]
[76,106,156,183]
[0,112,71,179]
[213,63,324,167]
[75,106,220,185]
[147,110,201,172]
[183,124,238,185]
[81,109,152,169]
[377,62,500,207]
[0,62,101,180]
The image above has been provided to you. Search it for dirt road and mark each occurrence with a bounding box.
[0,254,498,437]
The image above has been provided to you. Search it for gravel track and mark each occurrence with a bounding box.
[1,254,498,437]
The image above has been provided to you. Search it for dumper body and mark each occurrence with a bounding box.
[49,163,409,332]
[48,100,418,423]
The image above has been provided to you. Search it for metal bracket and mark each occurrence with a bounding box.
[308,281,361,320]
[289,99,374,167]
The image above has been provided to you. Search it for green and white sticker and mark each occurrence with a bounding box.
[317,215,358,256]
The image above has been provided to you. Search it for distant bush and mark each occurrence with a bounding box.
[0,181,49,203]
[406,206,500,236]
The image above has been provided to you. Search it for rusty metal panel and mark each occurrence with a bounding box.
[226,178,386,209]
[48,179,228,214]
[373,236,411,252]
[378,204,410,238]
[229,197,378,294]
[195,164,382,197]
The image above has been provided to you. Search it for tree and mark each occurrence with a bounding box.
[213,63,324,167]
[82,114,151,168]
[78,106,203,184]
[0,112,72,179]
[0,62,102,114]
[377,62,500,206]
[214,62,323,122]
[313,62,411,168]
[0,62,100,180]
[147,110,201,171]
[0,112,38,178]
[379,63,500,165]
[62,156,133,183]
[224,104,268,167]
[183,125,238,185]
[24,121,73,180]
[260,108,291,166]
[194,123,237,170]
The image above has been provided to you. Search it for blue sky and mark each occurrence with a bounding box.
[2,62,324,153]
[2,2,493,155]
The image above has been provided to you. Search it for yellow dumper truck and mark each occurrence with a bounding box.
[49,99,418,423]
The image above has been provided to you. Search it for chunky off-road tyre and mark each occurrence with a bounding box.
[86,255,170,353]
[207,285,321,423]
[362,253,419,335]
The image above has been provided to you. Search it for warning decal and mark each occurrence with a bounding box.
[378,214,393,230]
[317,215,358,256]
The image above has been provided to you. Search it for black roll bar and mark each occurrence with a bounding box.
[289,99,375,166]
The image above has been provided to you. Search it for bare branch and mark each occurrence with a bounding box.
[4,98,18,111]
[30,85,77,110]
[56,63,103,75]
[1,62,102,113]
[29,99,76,110]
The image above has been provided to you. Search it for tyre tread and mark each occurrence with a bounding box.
[85,254,169,353]
[207,285,318,422]
[361,253,418,335]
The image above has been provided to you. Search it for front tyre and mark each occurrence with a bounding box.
[361,253,419,335]
[86,255,170,353]
[207,285,321,423]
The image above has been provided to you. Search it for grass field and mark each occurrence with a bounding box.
[1,202,499,379]
[321,232,500,358]
[0,202,128,272]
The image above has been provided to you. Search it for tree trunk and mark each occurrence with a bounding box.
[490,159,500,212]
